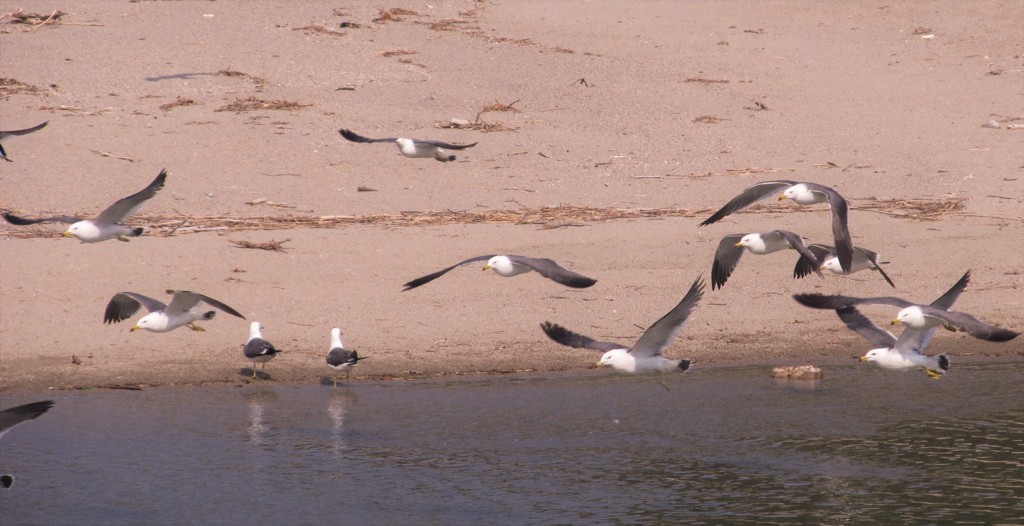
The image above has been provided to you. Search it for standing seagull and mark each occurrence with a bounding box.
[699,180,854,273]
[104,289,245,332]
[710,230,822,290]
[0,121,48,162]
[326,328,365,387]
[3,169,167,242]
[1,400,54,489]
[243,322,280,378]
[540,276,705,374]
[339,128,477,162]
[793,270,1019,342]
[403,254,596,290]
[793,244,895,288]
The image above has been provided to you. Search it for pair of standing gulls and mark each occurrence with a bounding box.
[242,324,364,386]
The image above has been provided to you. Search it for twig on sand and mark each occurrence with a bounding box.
[89,149,137,162]
[228,238,291,253]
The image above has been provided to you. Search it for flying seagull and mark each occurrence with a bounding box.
[326,328,365,387]
[710,230,822,290]
[403,254,597,291]
[3,168,167,242]
[799,272,971,378]
[793,270,1019,342]
[243,322,281,378]
[1,400,54,489]
[104,289,245,332]
[540,275,705,374]
[699,180,854,273]
[0,121,48,162]
[339,128,477,162]
[794,244,895,288]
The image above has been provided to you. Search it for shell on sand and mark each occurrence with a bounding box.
[772,365,823,380]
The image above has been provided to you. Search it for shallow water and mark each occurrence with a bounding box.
[2,363,1022,525]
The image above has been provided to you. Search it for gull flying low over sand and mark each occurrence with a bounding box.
[3,169,167,242]
[795,272,974,378]
[699,180,854,274]
[1,400,54,489]
[403,254,597,291]
[793,244,895,288]
[104,289,245,332]
[0,121,48,162]
[540,276,705,374]
[339,128,477,162]
[794,270,1018,343]
[326,328,365,387]
[243,322,281,378]
[710,230,822,290]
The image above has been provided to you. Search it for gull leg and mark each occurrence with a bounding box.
[332,376,337,388]
[943,323,957,333]
[116,234,132,242]
[924,369,942,380]
[251,365,257,378]
[187,323,206,332]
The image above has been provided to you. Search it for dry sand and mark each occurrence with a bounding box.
[1,1,1021,392]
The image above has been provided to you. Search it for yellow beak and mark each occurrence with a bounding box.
[62,231,73,237]
[818,265,826,270]
[890,319,901,326]
[778,194,787,201]
[482,265,491,271]
[734,242,743,247]
[130,325,140,332]
[858,355,868,362]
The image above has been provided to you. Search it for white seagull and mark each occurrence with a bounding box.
[0,121,48,162]
[243,322,281,378]
[326,328,365,387]
[339,128,477,162]
[793,271,1018,342]
[3,169,167,242]
[710,230,822,290]
[540,276,705,374]
[793,244,895,288]
[1,400,54,489]
[403,254,597,291]
[103,289,246,332]
[699,180,854,273]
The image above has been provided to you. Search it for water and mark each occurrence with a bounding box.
[2,363,1022,525]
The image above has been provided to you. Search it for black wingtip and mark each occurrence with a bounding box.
[1,475,12,489]
[677,359,691,372]
[938,354,950,372]
[203,311,216,321]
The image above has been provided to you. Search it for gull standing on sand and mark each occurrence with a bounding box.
[326,328,364,387]
[243,322,280,378]
[403,254,597,290]
[793,244,895,288]
[794,269,1018,350]
[710,230,822,290]
[1,400,54,489]
[699,180,854,273]
[339,128,477,162]
[540,276,705,374]
[104,289,245,332]
[0,121,48,162]
[3,169,167,242]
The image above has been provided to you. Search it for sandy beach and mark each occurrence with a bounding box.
[1,0,1021,392]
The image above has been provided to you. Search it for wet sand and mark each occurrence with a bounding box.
[1,1,1021,392]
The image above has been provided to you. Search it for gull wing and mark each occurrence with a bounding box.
[338,128,398,143]
[539,322,625,353]
[771,230,823,279]
[930,270,970,310]
[855,247,896,288]
[805,183,853,273]
[835,306,897,349]
[710,234,744,290]
[0,401,54,440]
[698,180,797,226]
[414,138,478,150]
[327,348,360,367]
[795,244,834,279]
[104,292,165,324]
[94,169,167,226]
[166,290,245,319]
[792,293,913,310]
[508,255,596,288]
[402,255,495,291]
[0,121,48,161]
[631,276,705,358]
[243,339,278,359]
[3,212,80,225]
